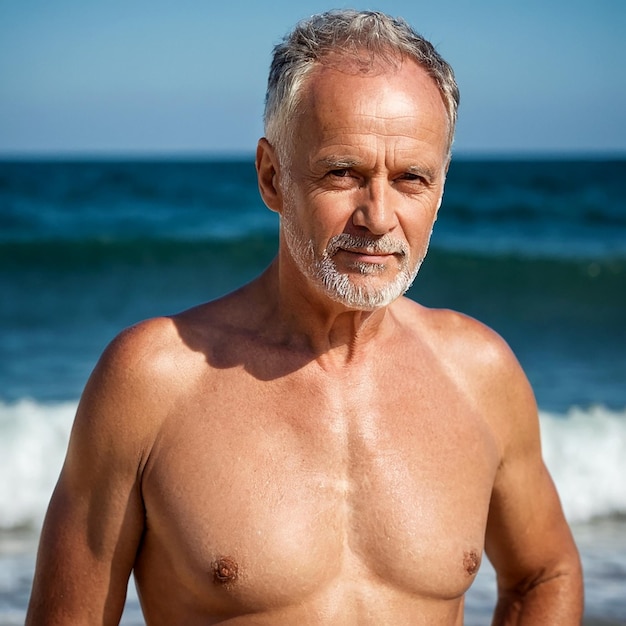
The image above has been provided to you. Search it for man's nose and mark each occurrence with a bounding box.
[351,178,398,235]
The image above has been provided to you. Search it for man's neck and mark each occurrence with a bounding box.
[256,258,398,368]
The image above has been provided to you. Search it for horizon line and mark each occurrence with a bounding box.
[1,149,625,162]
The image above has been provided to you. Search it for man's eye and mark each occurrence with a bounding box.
[329,169,350,178]
[396,173,429,188]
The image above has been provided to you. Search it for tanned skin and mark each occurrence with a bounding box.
[26,57,583,625]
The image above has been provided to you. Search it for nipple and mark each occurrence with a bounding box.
[212,556,239,584]
[463,550,480,576]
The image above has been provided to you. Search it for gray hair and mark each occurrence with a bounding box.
[264,9,460,163]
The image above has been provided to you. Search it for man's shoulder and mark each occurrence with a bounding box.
[90,310,212,403]
[74,310,222,445]
[409,302,536,440]
[398,299,526,390]
[100,293,249,380]
[102,315,188,376]
[400,299,508,354]
[428,307,510,355]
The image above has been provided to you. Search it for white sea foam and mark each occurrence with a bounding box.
[0,399,625,530]
[540,405,626,523]
[0,399,74,530]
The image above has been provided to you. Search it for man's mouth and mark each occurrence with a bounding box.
[338,248,398,263]
[327,234,408,259]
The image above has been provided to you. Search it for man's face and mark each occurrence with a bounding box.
[279,57,450,310]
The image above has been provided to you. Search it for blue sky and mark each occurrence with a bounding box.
[1,0,624,157]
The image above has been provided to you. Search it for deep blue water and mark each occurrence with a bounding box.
[1,158,625,624]
[0,158,624,410]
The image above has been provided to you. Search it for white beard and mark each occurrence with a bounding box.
[281,204,431,311]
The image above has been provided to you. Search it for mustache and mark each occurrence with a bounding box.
[326,234,409,257]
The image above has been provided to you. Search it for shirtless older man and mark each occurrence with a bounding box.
[27,10,583,625]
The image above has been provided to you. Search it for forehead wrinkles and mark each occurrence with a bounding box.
[309,87,427,131]
[308,132,444,178]
[316,118,440,147]
[293,66,449,164]
[304,101,446,157]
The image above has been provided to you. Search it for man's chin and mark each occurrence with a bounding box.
[319,274,411,310]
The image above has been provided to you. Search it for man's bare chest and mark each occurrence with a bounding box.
[137,366,500,615]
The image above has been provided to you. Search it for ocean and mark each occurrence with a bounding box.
[0,157,625,624]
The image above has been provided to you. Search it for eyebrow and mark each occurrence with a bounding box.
[315,156,363,170]
[314,156,439,181]
[406,164,437,181]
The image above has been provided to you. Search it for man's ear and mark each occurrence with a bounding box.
[256,138,282,213]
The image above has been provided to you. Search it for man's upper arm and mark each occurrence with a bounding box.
[482,336,583,622]
[26,321,169,624]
